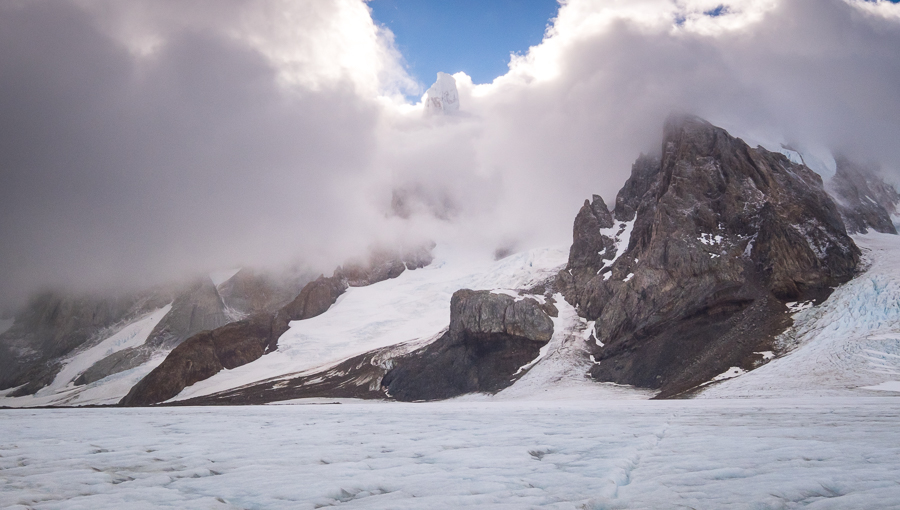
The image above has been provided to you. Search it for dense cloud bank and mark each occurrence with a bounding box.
[1,0,899,310]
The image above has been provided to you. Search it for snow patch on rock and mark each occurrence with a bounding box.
[598,218,635,271]
[0,305,174,407]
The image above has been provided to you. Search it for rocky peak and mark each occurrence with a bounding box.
[827,156,900,234]
[559,114,860,397]
[614,154,660,222]
[565,194,617,284]
[215,268,310,318]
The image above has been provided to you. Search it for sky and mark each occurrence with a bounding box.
[368,0,559,87]
[1,0,900,311]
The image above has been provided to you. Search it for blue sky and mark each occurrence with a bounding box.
[369,0,560,88]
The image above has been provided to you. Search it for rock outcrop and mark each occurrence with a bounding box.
[827,156,900,234]
[559,114,860,397]
[380,289,554,401]
[120,314,276,406]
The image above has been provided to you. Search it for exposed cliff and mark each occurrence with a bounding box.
[558,114,860,397]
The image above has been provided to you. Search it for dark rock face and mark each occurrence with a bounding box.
[0,292,168,396]
[272,275,348,344]
[560,114,860,397]
[827,156,900,234]
[120,314,275,406]
[146,279,231,350]
[449,290,554,342]
[216,268,310,317]
[337,245,436,287]
[171,346,399,405]
[122,276,347,407]
[380,290,553,401]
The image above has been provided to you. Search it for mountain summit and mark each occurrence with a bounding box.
[559,114,861,397]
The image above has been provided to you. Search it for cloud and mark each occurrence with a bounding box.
[384,0,900,249]
[1,0,899,310]
[0,0,389,307]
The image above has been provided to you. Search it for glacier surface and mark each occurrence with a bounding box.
[2,398,899,509]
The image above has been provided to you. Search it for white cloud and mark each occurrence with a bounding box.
[1,0,899,308]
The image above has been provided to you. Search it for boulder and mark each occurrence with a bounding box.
[380,290,553,401]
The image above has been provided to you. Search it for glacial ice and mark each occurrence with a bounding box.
[171,246,569,402]
[699,233,900,397]
[2,398,899,509]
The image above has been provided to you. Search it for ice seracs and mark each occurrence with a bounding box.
[424,72,459,113]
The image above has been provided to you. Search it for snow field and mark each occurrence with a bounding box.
[2,398,899,509]
[172,247,569,401]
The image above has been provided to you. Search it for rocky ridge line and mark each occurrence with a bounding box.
[119,246,434,406]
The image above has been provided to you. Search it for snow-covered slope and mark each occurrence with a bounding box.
[0,306,173,407]
[699,233,900,398]
[172,247,570,402]
[6,230,900,407]
[176,231,900,404]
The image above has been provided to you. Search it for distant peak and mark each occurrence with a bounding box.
[663,112,715,136]
[424,72,459,114]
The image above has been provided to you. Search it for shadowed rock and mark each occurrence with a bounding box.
[380,289,553,401]
[0,291,169,396]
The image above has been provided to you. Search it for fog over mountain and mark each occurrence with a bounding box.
[1,0,899,311]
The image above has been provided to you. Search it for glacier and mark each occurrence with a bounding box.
[699,232,900,398]
[2,398,899,509]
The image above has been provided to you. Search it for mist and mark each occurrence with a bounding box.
[1,0,899,311]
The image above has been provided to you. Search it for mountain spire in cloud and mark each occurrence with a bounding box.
[424,72,459,113]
